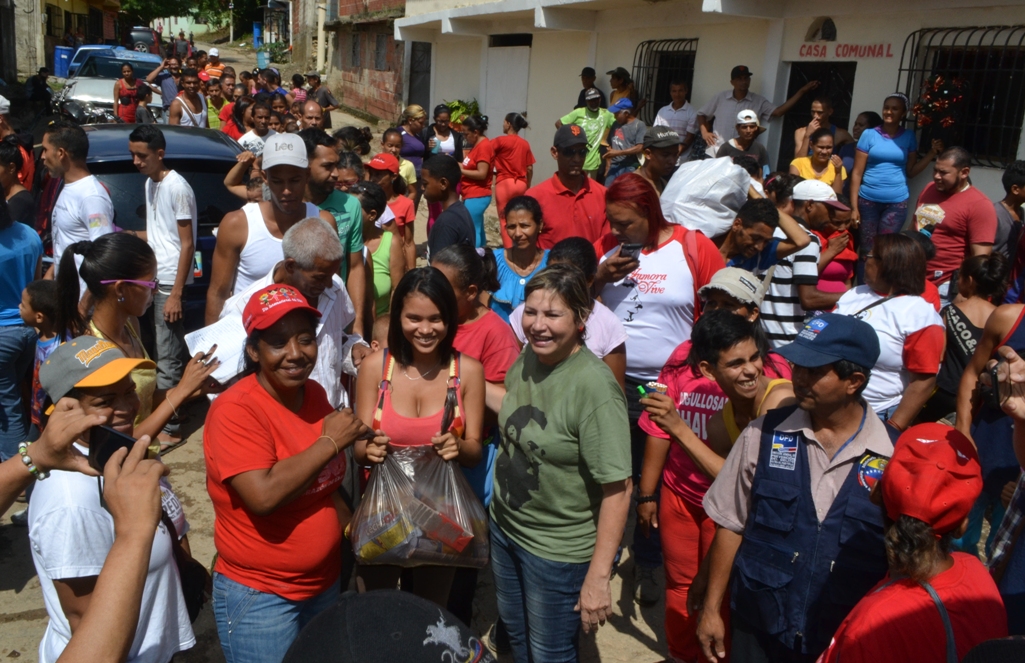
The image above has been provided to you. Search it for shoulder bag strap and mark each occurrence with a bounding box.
[919,580,958,663]
[852,294,897,318]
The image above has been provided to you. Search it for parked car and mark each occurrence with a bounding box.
[84,125,244,331]
[57,52,163,123]
[67,45,125,78]
[129,26,162,54]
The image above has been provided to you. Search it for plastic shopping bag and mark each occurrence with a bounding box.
[350,446,489,568]
[660,156,751,239]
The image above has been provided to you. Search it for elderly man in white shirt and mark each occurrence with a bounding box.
[219,216,370,407]
[652,79,699,165]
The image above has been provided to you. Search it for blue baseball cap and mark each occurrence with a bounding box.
[608,99,634,113]
[776,313,880,369]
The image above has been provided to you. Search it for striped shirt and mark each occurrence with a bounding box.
[761,225,821,347]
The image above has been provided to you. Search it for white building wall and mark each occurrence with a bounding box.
[432,37,484,110]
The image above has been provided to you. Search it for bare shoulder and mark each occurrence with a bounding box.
[985,303,1024,338]
[458,354,484,384]
[760,382,797,415]
[358,348,387,381]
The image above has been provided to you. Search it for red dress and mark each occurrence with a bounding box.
[116,79,140,123]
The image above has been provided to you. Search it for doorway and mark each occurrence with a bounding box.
[484,44,530,130]
[776,61,857,171]
[408,41,432,110]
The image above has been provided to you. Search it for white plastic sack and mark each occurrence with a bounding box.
[660,157,751,239]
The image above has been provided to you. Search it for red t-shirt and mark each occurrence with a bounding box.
[387,195,416,230]
[203,374,344,600]
[491,134,536,183]
[454,310,520,383]
[461,137,495,200]
[915,183,998,284]
[923,280,941,312]
[529,174,609,249]
[819,553,1007,663]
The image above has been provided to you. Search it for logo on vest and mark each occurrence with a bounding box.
[769,432,798,470]
[857,453,888,491]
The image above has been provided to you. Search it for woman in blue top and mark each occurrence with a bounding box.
[849,93,942,254]
[490,196,549,322]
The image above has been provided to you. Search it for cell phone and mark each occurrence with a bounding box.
[620,243,643,260]
[989,358,1008,410]
[88,426,154,472]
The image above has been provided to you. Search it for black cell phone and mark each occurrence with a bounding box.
[88,425,139,472]
[989,358,1008,410]
[620,243,643,260]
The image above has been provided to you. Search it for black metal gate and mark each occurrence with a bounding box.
[408,41,432,110]
[631,38,698,125]
[0,0,15,83]
[896,26,1025,169]
[776,61,857,171]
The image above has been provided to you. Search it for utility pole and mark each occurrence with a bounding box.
[229,3,234,43]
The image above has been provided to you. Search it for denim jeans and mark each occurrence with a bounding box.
[152,290,188,433]
[490,522,591,663]
[604,163,637,187]
[0,325,36,460]
[213,572,340,663]
[856,197,908,254]
[625,377,663,569]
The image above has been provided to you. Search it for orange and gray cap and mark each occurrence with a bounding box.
[39,336,155,405]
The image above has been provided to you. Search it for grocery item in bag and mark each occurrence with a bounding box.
[660,157,750,239]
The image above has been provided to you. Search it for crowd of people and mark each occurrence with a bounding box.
[3,53,1025,663]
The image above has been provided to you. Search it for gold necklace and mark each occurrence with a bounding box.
[403,360,442,381]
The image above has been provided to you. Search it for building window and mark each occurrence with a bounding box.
[631,38,698,126]
[375,34,388,71]
[45,4,63,37]
[351,32,361,69]
[489,34,532,48]
[898,26,1025,168]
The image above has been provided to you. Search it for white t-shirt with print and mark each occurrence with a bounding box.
[238,129,277,157]
[28,448,195,663]
[835,286,945,413]
[145,170,197,286]
[510,299,628,359]
[52,175,114,275]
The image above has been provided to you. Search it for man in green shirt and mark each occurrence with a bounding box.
[300,129,366,335]
[556,88,615,179]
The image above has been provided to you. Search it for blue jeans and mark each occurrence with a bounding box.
[490,522,590,663]
[604,163,637,187]
[857,197,908,254]
[463,196,491,248]
[0,325,36,460]
[626,377,663,569]
[213,572,340,663]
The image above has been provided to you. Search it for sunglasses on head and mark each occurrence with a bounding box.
[100,278,161,290]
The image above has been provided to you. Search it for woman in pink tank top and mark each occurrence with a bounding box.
[354,267,485,607]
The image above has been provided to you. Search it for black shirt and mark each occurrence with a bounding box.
[427,201,475,260]
[6,190,35,228]
[575,88,608,110]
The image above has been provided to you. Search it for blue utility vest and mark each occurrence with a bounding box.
[730,405,889,655]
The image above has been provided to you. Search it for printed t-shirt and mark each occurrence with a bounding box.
[52,175,114,276]
[597,225,725,382]
[427,200,475,260]
[558,108,616,172]
[461,137,494,200]
[528,174,608,249]
[790,157,846,186]
[819,553,1008,663]
[387,194,416,231]
[319,189,364,277]
[761,225,821,348]
[204,374,344,600]
[836,286,944,413]
[238,129,277,158]
[0,222,42,325]
[146,170,197,286]
[915,183,998,284]
[491,134,536,182]
[856,126,917,203]
[493,346,632,563]
[608,119,647,168]
[510,299,628,359]
[30,335,59,427]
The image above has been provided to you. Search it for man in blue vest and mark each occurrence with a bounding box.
[696,313,893,662]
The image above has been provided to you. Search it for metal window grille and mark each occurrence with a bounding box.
[631,38,698,125]
[351,32,361,69]
[45,5,63,37]
[897,26,1025,168]
[375,34,388,71]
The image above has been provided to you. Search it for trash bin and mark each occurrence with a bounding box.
[253,22,263,49]
[256,50,270,69]
[53,46,73,78]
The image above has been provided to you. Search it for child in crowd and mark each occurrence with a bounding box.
[381,128,418,198]
[365,152,416,271]
[19,280,60,435]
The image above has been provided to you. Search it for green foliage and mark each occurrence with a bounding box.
[121,0,226,27]
[263,41,290,63]
[444,98,479,124]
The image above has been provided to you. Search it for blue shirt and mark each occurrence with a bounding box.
[727,237,780,273]
[489,249,549,322]
[0,222,42,326]
[153,71,179,109]
[856,126,917,204]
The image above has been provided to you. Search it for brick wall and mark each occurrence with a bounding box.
[329,23,404,122]
[336,0,404,18]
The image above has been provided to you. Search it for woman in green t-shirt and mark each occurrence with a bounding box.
[491,263,632,662]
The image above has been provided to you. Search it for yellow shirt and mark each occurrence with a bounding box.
[791,157,846,186]
[723,379,791,444]
[399,158,417,187]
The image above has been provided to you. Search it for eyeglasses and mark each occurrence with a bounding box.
[559,148,588,157]
[100,278,161,290]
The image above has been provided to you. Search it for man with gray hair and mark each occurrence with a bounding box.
[218,216,370,407]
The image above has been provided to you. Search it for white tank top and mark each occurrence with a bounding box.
[176,93,208,128]
[234,201,320,294]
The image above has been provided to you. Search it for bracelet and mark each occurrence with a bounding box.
[317,435,340,455]
[166,395,179,419]
[18,442,50,481]
[885,418,905,432]
[637,494,657,505]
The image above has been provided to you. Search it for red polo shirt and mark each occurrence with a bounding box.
[528,174,608,249]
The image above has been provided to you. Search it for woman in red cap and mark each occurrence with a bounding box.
[819,423,1007,663]
[203,284,372,663]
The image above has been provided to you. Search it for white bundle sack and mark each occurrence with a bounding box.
[660,157,750,239]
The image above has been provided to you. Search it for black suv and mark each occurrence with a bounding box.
[129,26,162,54]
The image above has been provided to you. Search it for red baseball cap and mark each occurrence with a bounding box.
[367,152,399,174]
[242,284,321,334]
[882,423,982,536]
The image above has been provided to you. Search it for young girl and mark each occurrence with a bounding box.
[354,268,485,607]
[491,113,535,248]
[289,73,307,105]
[350,180,405,319]
[366,152,417,271]
[382,127,418,199]
[458,115,494,248]
[490,196,548,322]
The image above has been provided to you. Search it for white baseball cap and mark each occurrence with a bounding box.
[209,48,219,57]
[262,133,308,170]
[0,95,10,115]
[736,109,760,126]
[792,179,850,211]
